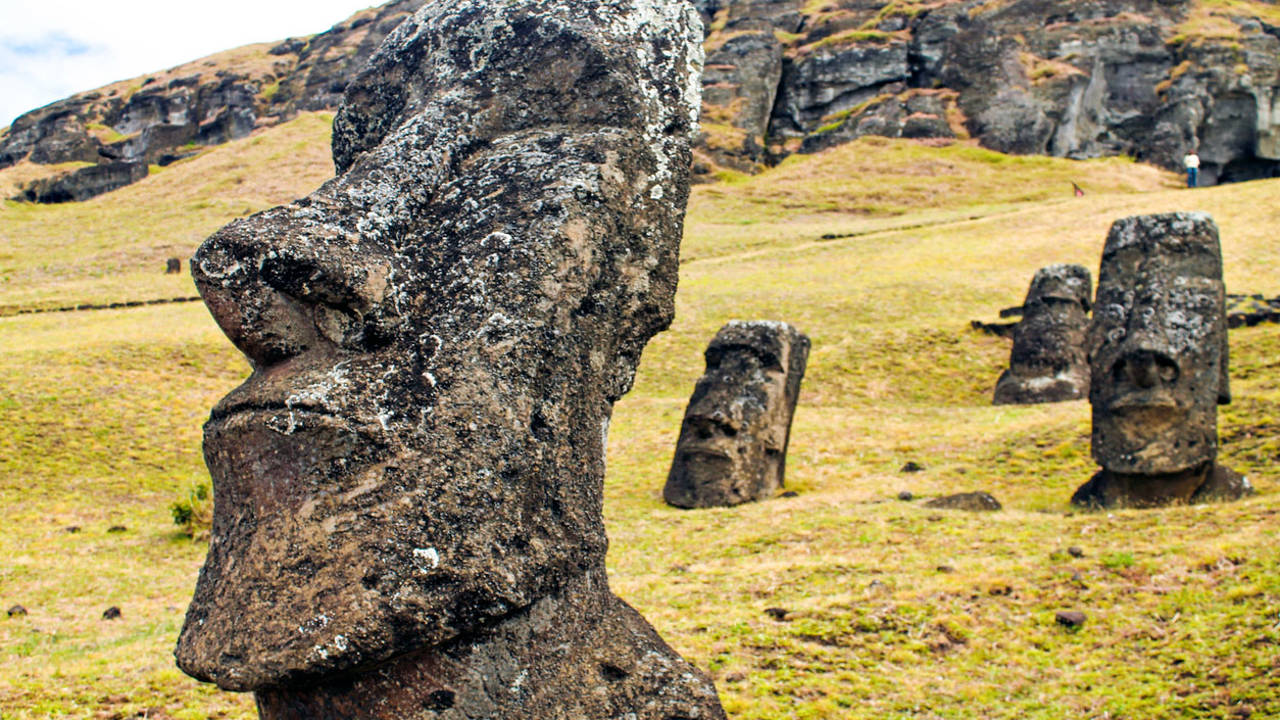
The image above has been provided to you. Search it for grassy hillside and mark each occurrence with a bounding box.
[1,116,1278,719]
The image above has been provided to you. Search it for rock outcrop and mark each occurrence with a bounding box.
[11,161,147,203]
[664,321,809,509]
[5,0,1277,198]
[1,1,430,200]
[175,1,724,717]
[693,0,1280,182]
[993,264,1092,405]
[1072,213,1252,508]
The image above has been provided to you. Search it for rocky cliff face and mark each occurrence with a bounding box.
[695,0,1280,185]
[0,0,428,200]
[4,0,1277,200]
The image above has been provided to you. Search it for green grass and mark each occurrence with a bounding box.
[1,113,1279,718]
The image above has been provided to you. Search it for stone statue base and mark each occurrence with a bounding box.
[255,567,726,720]
[1071,462,1253,509]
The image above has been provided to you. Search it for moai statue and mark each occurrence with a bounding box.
[664,321,810,508]
[176,2,725,718]
[166,257,182,274]
[993,264,1092,405]
[1072,213,1252,508]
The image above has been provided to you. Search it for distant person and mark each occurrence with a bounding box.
[1184,150,1200,188]
[1072,182,1085,197]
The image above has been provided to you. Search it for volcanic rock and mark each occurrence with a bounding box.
[925,492,1003,512]
[993,264,1092,405]
[1073,213,1252,508]
[1055,610,1087,628]
[14,162,147,204]
[664,321,810,509]
[174,1,724,717]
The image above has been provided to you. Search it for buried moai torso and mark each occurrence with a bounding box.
[664,321,810,508]
[993,264,1092,405]
[175,2,725,718]
[1072,212,1252,508]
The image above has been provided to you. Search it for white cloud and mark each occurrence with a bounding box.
[0,0,379,128]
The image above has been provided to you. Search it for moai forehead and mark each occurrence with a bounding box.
[1025,263,1092,309]
[1089,212,1229,474]
[177,0,704,692]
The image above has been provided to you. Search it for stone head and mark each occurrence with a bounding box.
[993,263,1092,404]
[1011,264,1092,370]
[176,0,703,692]
[664,321,809,508]
[1089,212,1230,475]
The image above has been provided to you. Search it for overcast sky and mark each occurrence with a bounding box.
[0,1,378,128]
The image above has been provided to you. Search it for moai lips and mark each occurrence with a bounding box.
[664,321,810,508]
[993,264,1092,405]
[1072,213,1252,508]
[176,1,725,717]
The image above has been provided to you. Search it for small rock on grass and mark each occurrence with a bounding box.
[107,526,128,534]
[102,606,122,621]
[897,491,915,501]
[7,605,27,617]
[1055,610,1087,628]
[764,607,790,621]
[936,565,956,574]
[901,462,925,473]
[1068,546,1085,558]
[64,526,81,534]
[924,492,1002,512]
[780,491,799,499]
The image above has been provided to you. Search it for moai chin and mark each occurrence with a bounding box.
[993,264,1092,405]
[175,2,726,718]
[664,321,810,508]
[1072,212,1252,508]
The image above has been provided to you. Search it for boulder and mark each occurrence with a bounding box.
[175,1,724,717]
[664,321,810,509]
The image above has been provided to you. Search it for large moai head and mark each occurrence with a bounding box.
[176,0,705,697]
[1088,213,1230,477]
[993,264,1092,405]
[664,321,810,508]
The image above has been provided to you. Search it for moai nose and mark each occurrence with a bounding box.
[1114,350,1179,389]
[191,220,322,369]
[686,414,738,440]
[1129,356,1159,388]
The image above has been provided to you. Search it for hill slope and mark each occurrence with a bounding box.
[1,118,1278,718]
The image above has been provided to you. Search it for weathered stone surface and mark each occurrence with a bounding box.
[256,569,723,718]
[993,264,1092,405]
[924,491,1003,512]
[664,321,810,509]
[13,161,147,203]
[1073,212,1251,508]
[176,1,723,717]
